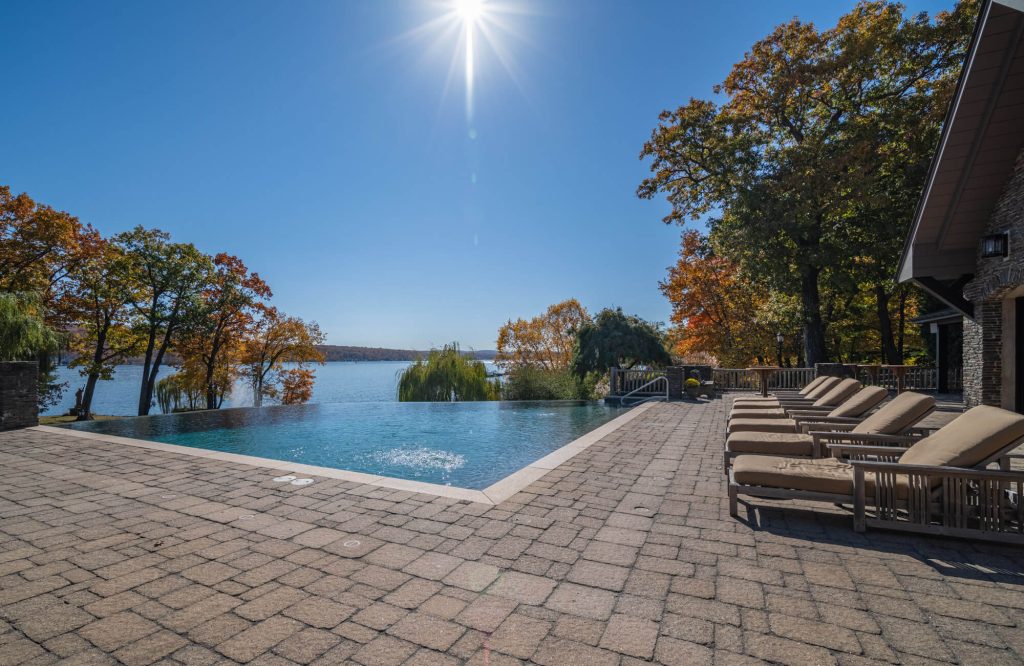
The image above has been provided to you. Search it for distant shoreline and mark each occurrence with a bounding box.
[57,345,497,365]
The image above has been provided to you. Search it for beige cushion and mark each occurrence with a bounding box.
[728,418,798,434]
[828,386,887,418]
[732,455,857,495]
[899,405,1024,468]
[730,408,787,419]
[812,378,861,407]
[851,392,935,434]
[798,375,829,396]
[727,432,813,456]
[803,376,843,401]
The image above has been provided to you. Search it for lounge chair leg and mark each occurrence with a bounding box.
[728,483,738,517]
[853,468,866,533]
[724,450,730,474]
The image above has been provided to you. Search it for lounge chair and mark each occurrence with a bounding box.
[732,375,841,405]
[729,405,1024,543]
[729,378,862,421]
[728,386,889,434]
[724,391,935,469]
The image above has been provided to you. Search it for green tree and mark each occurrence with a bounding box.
[0,292,60,361]
[115,226,213,415]
[65,235,140,420]
[397,343,498,402]
[571,308,671,377]
[638,1,974,365]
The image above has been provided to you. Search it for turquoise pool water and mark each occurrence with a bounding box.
[60,401,623,489]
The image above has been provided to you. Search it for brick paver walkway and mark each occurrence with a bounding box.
[2,400,1023,665]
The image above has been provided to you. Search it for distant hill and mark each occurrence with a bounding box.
[316,345,497,362]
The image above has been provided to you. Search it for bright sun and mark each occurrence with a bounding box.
[454,0,484,24]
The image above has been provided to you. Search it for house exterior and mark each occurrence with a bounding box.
[899,0,1024,410]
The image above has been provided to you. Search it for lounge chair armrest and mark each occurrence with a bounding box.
[812,431,920,445]
[826,443,909,460]
[798,420,858,434]
[850,460,1024,481]
[785,407,833,417]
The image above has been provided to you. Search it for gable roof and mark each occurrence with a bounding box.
[898,0,1024,299]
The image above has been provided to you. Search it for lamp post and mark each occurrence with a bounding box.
[776,332,784,367]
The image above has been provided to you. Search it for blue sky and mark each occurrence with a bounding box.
[2,0,953,350]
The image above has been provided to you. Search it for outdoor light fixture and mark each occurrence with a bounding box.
[776,332,784,344]
[981,233,1009,258]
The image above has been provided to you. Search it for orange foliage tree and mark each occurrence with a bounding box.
[660,231,781,367]
[177,253,271,409]
[496,299,590,370]
[240,307,325,407]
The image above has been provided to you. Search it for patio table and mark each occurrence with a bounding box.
[746,366,781,397]
[881,364,912,393]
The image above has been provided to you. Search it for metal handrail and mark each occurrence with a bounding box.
[619,376,669,406]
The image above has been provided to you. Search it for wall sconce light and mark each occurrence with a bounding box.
[980,233,1009,258]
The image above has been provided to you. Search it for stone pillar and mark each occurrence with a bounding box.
[0,362,39,430]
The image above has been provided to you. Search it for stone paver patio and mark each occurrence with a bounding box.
[2,400,1023,665]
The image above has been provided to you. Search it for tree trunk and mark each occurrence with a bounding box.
[79,373,100,421]
[800,265,829,366]
[875,285,900,364]
[78,322,109,421]
[138,329,157,415]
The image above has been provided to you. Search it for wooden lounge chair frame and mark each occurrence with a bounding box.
[728,440,1024,544]
[722,405,937,471]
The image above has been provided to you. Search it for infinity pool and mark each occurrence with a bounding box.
[60,401,623,489]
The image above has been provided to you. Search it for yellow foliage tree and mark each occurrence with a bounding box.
[496,298,589,370]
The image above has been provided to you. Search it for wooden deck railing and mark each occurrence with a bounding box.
[712,368,816,392]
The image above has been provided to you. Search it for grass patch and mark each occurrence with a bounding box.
[39,414,120,425]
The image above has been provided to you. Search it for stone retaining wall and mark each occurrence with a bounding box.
[0,362,38,430]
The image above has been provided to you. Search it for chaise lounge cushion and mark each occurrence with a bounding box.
[730,378,860,420]
[732,376,841,406]
[850,392,935,434]
[898,405,1024,468]
[728,418,798,434]
[732,455,858,495]
[727,432,813,457]
[828,386,887,418]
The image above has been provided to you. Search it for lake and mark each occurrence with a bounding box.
[44,361,499,416]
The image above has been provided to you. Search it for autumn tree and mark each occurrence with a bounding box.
[240,307,325,407]
[661,230,785,367]
[571,308,671,377]
[176,253,271,409]
[65,234,140,419]
[638,1,975,365]
[496,299,590,370]
[0,185,93,406]
[115,226,213,415]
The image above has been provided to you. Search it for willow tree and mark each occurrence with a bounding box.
[638,0,975,365]
[571,308,671,377]
[0,292,60,361]
[397,343,497,402]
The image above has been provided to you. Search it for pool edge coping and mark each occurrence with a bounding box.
[29,401,656,506]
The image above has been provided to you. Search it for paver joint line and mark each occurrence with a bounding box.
[2,399,1023,666]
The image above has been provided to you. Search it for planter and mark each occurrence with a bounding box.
[685,386,700,399]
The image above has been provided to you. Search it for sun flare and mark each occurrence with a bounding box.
[454,0,484,24]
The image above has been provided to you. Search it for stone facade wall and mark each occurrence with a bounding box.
[0,362,39,430]
[962,148,1024,408]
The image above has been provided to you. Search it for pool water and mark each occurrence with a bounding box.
[60,401,623,489]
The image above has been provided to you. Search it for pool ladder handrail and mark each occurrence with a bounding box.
[619,376,669,406]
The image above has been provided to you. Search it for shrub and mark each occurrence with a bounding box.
[503,365,597,401]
